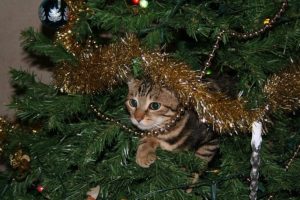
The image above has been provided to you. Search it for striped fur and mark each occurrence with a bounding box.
[126,79,219,168]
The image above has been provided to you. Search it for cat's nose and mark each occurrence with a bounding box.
[134,111,145,123]
[136,117,143,123]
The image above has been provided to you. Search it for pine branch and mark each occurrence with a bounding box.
[21,28,76,64]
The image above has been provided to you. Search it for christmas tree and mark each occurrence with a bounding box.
[1,0,300,199]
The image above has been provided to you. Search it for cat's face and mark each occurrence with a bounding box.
[126,79,179,131]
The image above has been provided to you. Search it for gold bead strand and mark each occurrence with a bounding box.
[91,105,186,137]
[199,0,289,80]
[90,105,140,136]
[229,0,288,39]
[285,144,300,171]
[198,30,225,80]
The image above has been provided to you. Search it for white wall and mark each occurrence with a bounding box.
[0,0,52,119]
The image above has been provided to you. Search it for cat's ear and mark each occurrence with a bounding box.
[161,88,179,109]
[127,77,140,90]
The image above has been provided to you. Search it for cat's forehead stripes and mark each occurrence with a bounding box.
[138,81,155,97]
[127,79,179,110]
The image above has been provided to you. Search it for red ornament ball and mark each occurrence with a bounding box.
[131,0,140,5]
[36,185,44,193]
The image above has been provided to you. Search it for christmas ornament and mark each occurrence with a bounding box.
[10,149,31,180]
[10,150,31,170]
[205,69,213,75]
[36,185,45,193]
[86,185,100,200]
[39,0,69,28]
[139,0,149,8]
[131,0,140,5]
[249,121,262,200]
[263,18,271,25]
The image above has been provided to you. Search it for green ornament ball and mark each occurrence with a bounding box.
[139,0,148,8]
[205,69,213,75]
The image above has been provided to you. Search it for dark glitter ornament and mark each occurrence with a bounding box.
[38,0,69,28]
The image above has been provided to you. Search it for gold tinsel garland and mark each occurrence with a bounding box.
[55,0,91,56]
[0,117,19,158]
[140,52,266,133]
[54,0,143,93]
[54,33,300,133]
[140,52,300,133]
[264,65,300,112]
[53,1,300,134]
[54,35,142,93]
[0,117,9,157]
[0,117,32,179]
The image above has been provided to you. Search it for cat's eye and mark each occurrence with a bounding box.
[149,102,161,110]
[129,99,138,107]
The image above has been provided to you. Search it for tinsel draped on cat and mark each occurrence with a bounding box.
[126,79,219,168]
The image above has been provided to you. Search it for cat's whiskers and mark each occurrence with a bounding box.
[152,123,162,129]
[117,117,134,120]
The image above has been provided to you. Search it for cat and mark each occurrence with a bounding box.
[126,78,219,168]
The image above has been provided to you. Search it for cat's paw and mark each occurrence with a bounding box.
[136,151,157,168]
[136,137,159,168]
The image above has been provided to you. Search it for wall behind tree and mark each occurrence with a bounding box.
[0,0,52,119]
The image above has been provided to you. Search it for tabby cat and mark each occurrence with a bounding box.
[126,79,219,168]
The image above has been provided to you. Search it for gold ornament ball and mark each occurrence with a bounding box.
[263,18,270,25]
